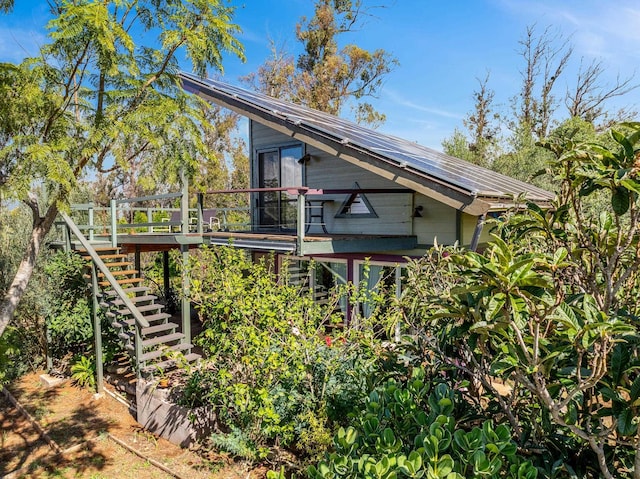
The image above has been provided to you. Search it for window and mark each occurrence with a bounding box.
[282,256,349,318]
[257,144,303,230]
[335,182,378,218]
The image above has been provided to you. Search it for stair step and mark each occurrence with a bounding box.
[110,295,157,306]
[78,246,119,252]
[142,332,184,348]
[113,302,162,316]
[100,261,133,268]
[140,353,201,375]
[142,322,177,335]
[102,286,151,297]
[108,312,171,325]
[98,269,138,278]
[101,295,157,309]
[118,331,133,343]
[98,277,143,287]
[142,312,172,323]
[138,343,194,362]
[84,253,128,261]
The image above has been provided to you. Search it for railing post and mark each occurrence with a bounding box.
[181,244,191,346]
[88,204,94,242]
[134,324,143,379]
[64,224,72,252]
[110,199,117,248]
[197,192,204,234]
[147,208,153,233]
[297,189,306,254]
[91,264,104,394]
[180,169,189,233]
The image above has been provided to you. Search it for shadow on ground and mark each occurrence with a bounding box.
[1,379,114,478]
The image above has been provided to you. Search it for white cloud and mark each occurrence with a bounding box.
[383,88,463,120]
[496,0,640,68]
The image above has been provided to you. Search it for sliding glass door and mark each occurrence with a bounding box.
[257,145,303,230]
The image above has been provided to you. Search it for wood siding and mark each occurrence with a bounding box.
[411,194,457,246]
[461,212,493,247]
[251,121,462,247]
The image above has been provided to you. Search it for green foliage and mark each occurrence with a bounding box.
[43,251,92,357]
[402,122,640,479]
[246,0,397,126]
[0,0,245,339]
[180,245,381,462]
[309,371,536,479]
[70,355,96,389]
[0,206,50,379]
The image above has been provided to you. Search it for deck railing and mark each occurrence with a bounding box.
[60,186,412,249]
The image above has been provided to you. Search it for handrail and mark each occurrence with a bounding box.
[60,212,150,329]
[115,192,183,205]
[205,186,322,195]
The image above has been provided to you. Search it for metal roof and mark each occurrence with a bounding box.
[179,72,554,214]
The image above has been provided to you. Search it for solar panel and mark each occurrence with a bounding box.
[179,72,554,203]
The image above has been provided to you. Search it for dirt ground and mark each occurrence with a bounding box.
[0,372,264,479]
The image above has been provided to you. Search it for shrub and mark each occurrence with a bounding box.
[309,370,537,479]
[180,245,382,463]
[43,251,92,357]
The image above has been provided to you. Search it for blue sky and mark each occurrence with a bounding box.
[1,1,639,149]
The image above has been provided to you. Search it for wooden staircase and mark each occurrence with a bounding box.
[80,246,200,377]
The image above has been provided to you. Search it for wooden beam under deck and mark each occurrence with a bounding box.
[109,231,418,255]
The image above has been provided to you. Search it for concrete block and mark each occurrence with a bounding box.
[39,374,66,389]
[136,379,215,447]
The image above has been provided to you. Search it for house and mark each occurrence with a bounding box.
[55,74,554,441]
[179,72,554,316]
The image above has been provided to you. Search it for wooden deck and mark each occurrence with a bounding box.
[111,231,417,255]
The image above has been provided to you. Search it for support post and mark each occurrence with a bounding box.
[134,324,143,379]
[297,190,306,254]
[134,245,141,277]
[180,244,191,346]
[163,250,171,305]
[147,208,153,233]
[180,169,189,233]
[395,266,402,342]
[88,205,94,242]
[64,224,72,252]
[197,193,204,234]
[469,213,487,252]
[45,324,53,371]
[110,199,118,248]
[91,264,104,394]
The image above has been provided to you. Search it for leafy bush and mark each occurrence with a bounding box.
[180,245,382,462]
[400,123,640,478]
[309,370,537,479]
[70,355,96,389]
[43,251,92,357]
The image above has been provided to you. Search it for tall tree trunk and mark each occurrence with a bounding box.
[0,203,58,338]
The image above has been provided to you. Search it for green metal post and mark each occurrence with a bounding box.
[163,250,171,303]
[45,324,53,371]
[110,199,117,248]
[197,192,204,234]
[134,324,143,379]
[180,169,189,233]
[394,266,402,342]
[147,208,153,233]
[134,245,141,277]
[64,224,71,252]
[297,190,306,255]
[91,264,104,394]
[88,205,94,242]
[181,244,191,346]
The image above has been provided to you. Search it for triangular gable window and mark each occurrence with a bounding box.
[335,182,378,218]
